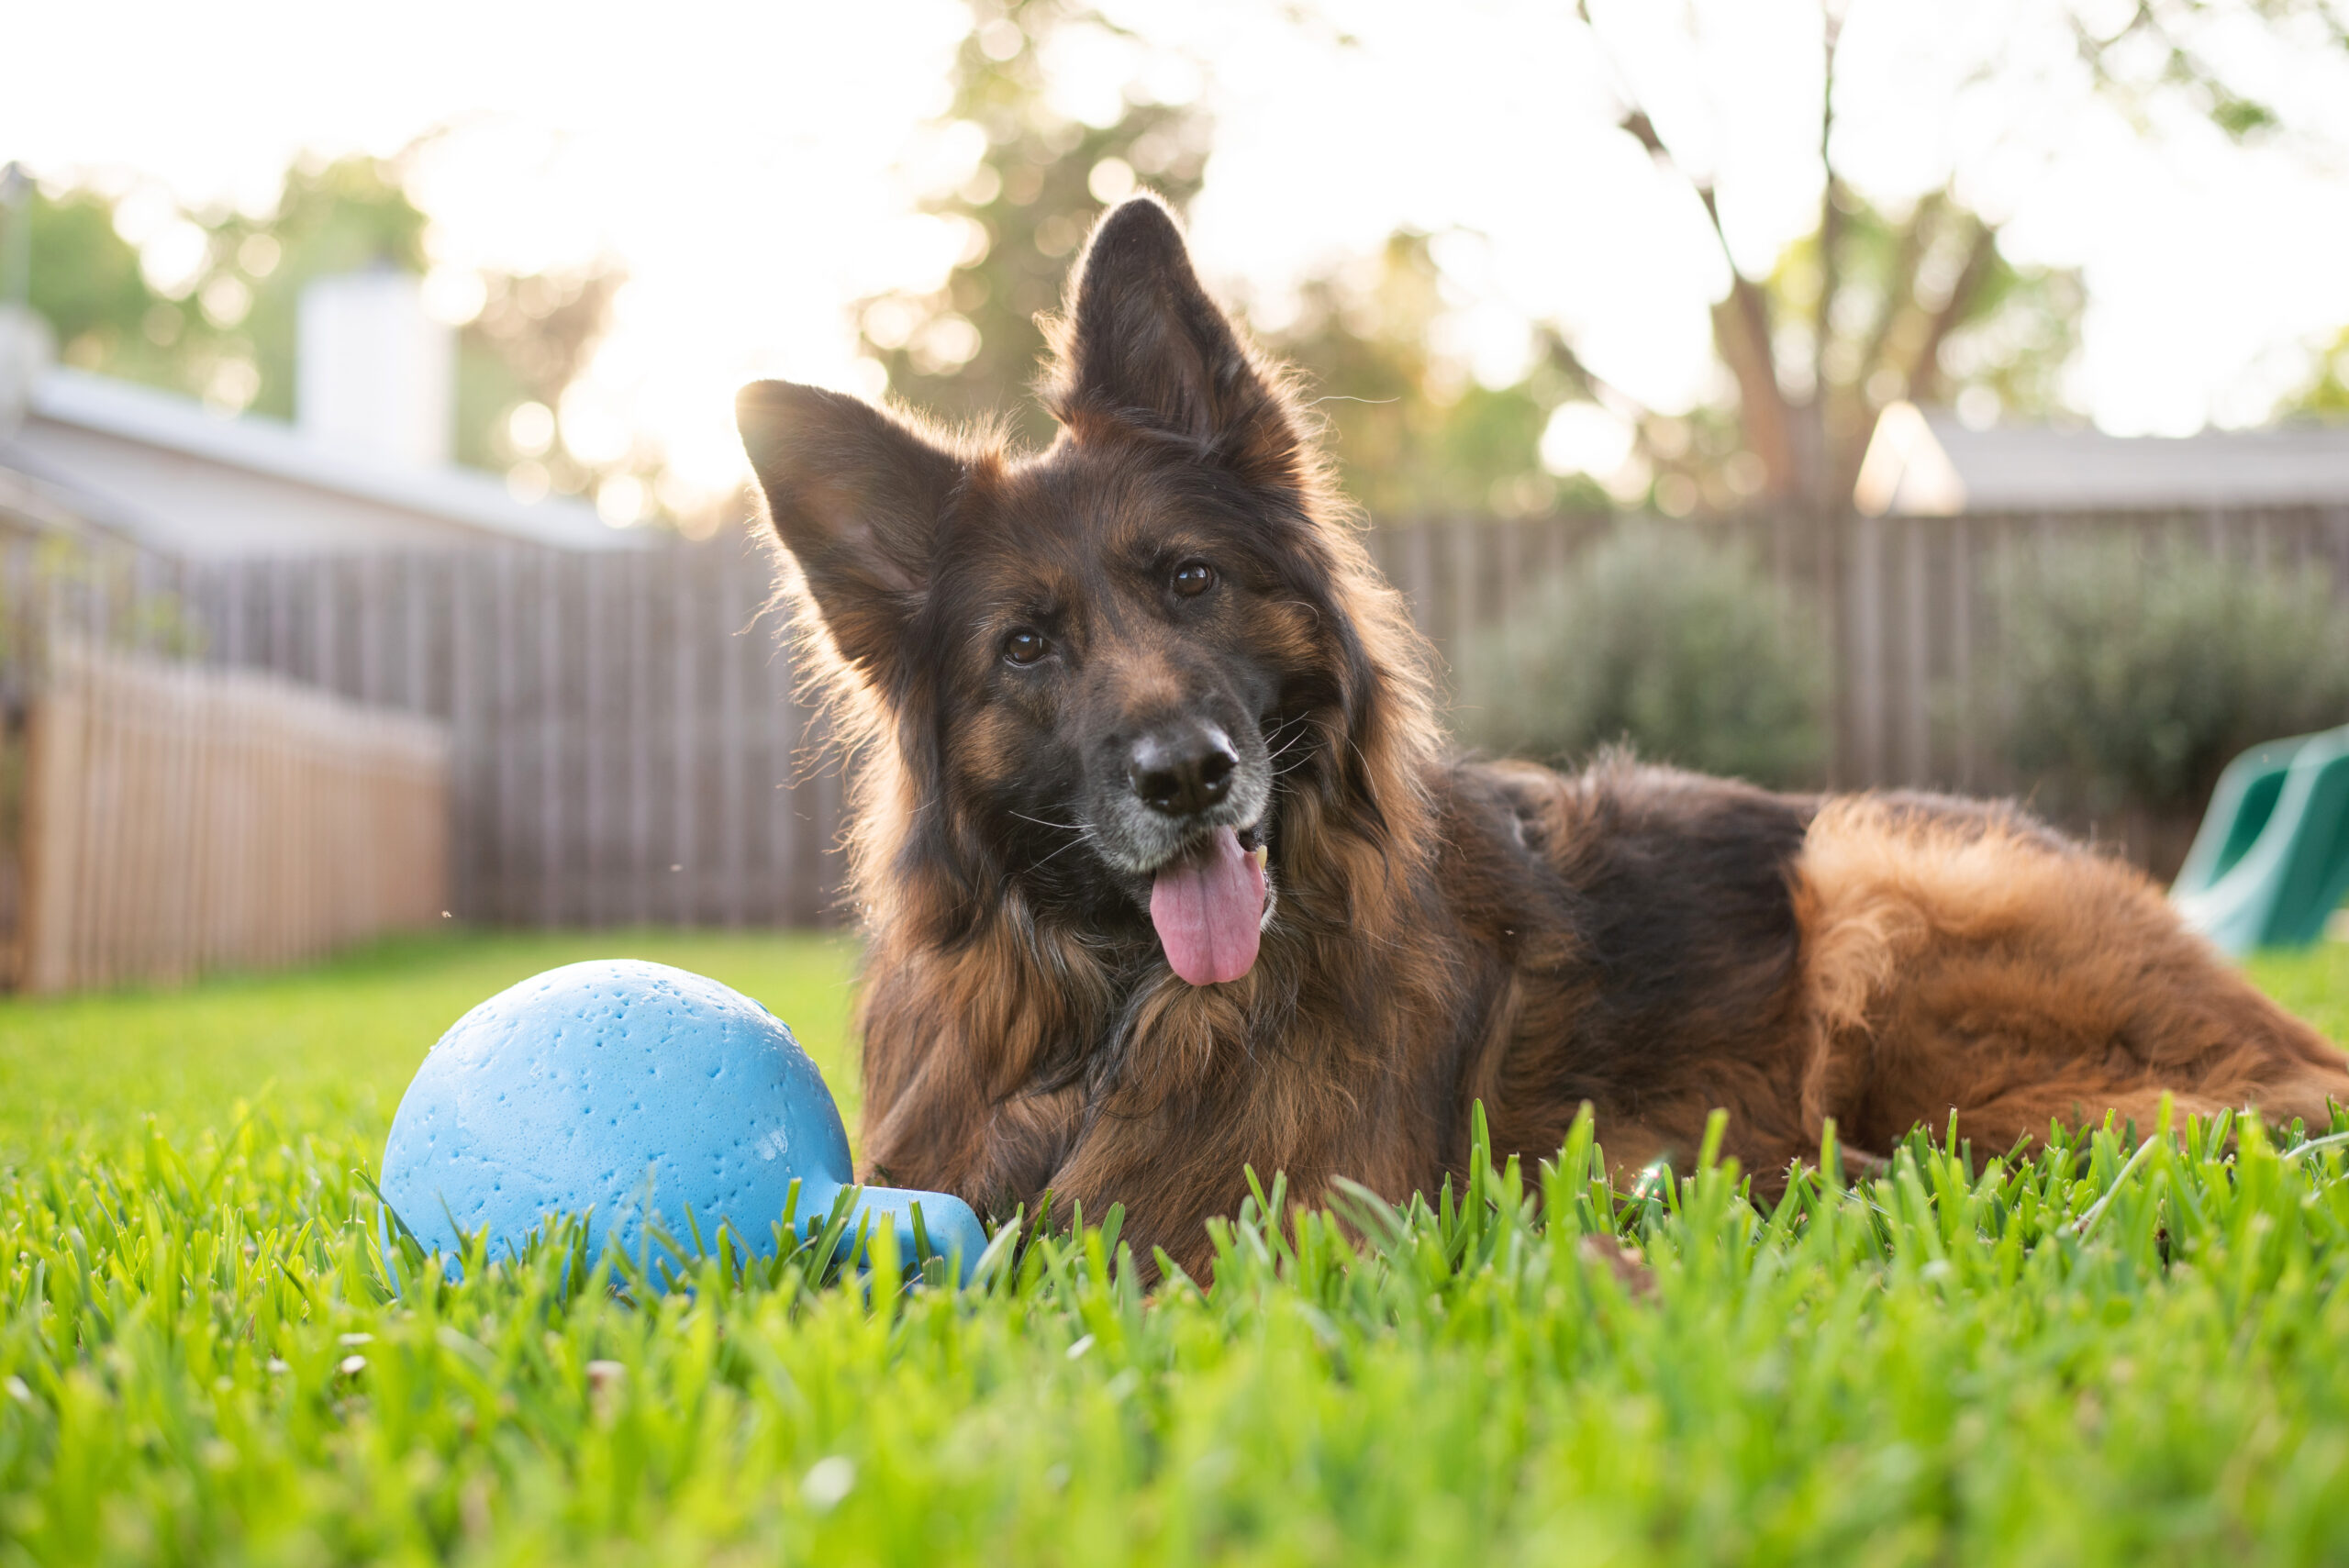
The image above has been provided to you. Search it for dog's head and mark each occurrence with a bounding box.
[738,197,1422,987]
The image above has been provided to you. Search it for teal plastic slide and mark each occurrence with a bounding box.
[2171,724,2349,955]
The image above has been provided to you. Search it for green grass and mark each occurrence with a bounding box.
[2248,941,2349,1043]
[5,936,2349,1565]
[0,930,863,1161]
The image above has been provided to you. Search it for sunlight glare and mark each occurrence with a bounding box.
[506,460,551,504]
[420,265,487,326]
[559,389,632,468]
[198,274,252,328]
[1087,157,1136,206]
[862,297,919,352]
[977,17,1024,62]
[202,357,260,416]
[507,402,555,458]
[596,473,646,528]
[909,314,981,374]
[1540,402,1635,481]
[139,220,211,300]
[108,185,176,246]
[1041,22,1140,128]
[236,232,282,278]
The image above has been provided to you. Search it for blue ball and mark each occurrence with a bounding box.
[378,960,986,1284]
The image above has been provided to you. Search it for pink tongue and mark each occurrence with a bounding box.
[1149,826,1266,986]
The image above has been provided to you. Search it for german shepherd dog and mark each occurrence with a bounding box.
[736,196,2348,1281]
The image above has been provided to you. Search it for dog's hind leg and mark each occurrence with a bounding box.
[1796,795,2349,1154]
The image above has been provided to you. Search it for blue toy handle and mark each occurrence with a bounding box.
[807,1184,990,1284]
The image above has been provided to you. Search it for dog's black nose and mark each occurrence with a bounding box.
[1127,726,1237,817]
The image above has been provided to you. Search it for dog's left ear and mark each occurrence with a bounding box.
[1047,195,1305,494]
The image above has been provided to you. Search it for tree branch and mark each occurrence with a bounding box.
[1615,108,1796,495]
[1539,328,1651,419]
[1858,191,1941,392]
[1583,4,1810,496]
[1905,221,1999,405]
[1542,330,1712,486]
[1799,6,1849,508]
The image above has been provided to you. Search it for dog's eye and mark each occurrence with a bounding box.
[1171,561,1217,597]
[1002,629,1048,666]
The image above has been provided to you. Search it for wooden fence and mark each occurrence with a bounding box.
[35,532,845,930]
[16,503,2348,940]
[17,641,449,992]
[1829,506,2349,796]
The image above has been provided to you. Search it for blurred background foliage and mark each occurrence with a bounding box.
[1998,539,2349,821]
[1271,235,1581,520]
[2292,327,2349,417]
[855,0,1210,449]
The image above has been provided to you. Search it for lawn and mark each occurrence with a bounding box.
[5,934,2349,1566]
[0,931,864,1159]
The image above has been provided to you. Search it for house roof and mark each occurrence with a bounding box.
[1854,401,2349,517]
[0,367,651,556]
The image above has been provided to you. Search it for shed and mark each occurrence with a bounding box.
[1854,401,2349,517]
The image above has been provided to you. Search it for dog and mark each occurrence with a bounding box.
[735,195,2349,1281]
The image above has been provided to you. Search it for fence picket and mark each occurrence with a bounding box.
[538,549,563,928]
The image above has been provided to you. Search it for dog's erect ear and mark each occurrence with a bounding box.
[736,380,960,679]
[1048,195,1305,493]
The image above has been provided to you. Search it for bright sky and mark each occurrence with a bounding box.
[8,0,2349,507]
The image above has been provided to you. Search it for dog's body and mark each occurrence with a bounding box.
[737,197,2347,1280]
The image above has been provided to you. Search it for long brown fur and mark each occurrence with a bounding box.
[735,196,2347,1281]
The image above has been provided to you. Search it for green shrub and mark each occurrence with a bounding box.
[1453,522,1829,787]
[1999,536,2349,817]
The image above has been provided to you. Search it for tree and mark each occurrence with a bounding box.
[857,0,1211,448]
[15,155,644,517]
[1562,0,2344,516]
[862,3,1579,521]
[1268,233,1579,519]
[20,183,233,400]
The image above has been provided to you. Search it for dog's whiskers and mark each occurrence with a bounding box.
[1269,721,1324,780]
[1023,823,1099,874]
[1262,712,1315,748]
